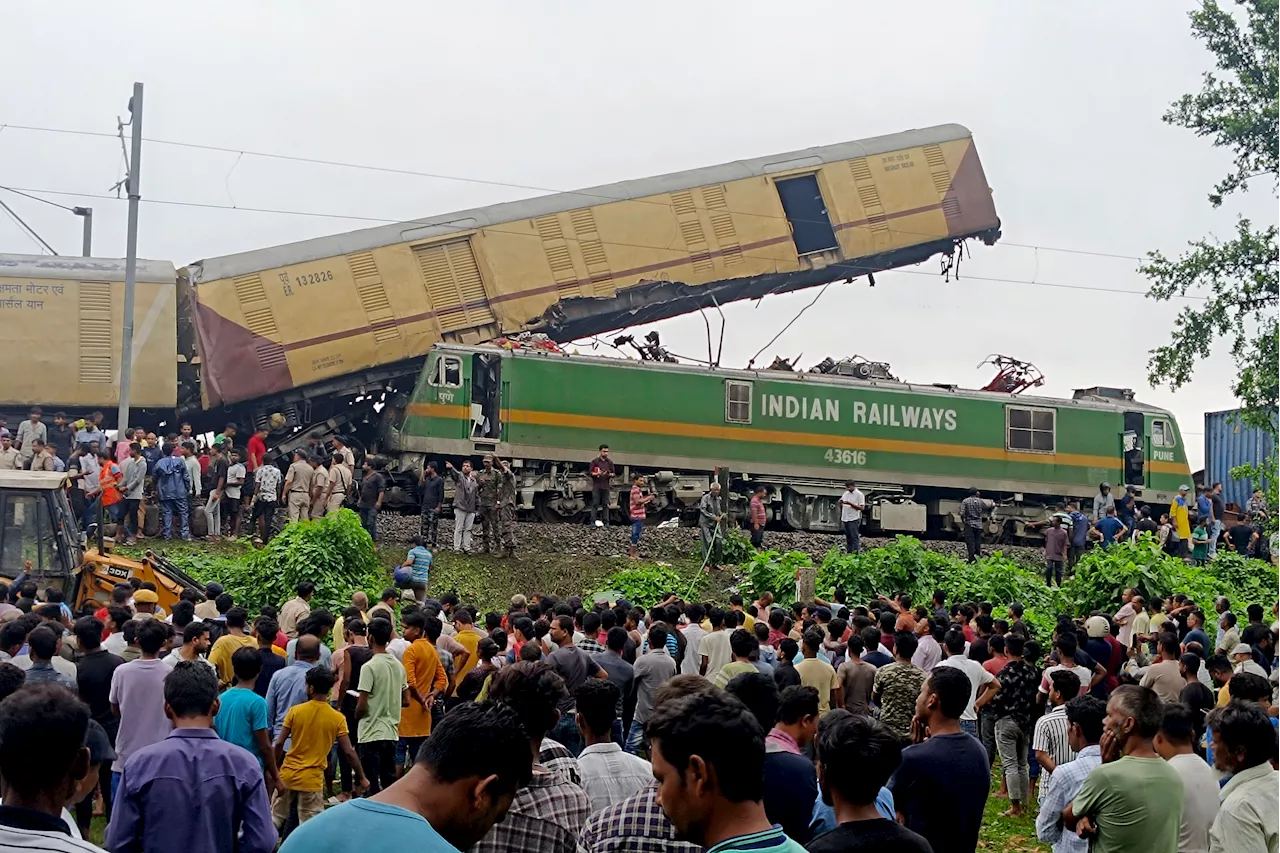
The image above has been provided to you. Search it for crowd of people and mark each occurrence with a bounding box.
[0,560,1273,853]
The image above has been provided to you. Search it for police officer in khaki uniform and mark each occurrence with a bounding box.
[325,452,352,515]
[309,454,329,520]
[282,448,314,522]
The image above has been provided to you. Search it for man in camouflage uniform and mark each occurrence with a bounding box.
[476,454,518,555]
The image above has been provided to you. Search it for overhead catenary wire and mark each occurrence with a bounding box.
[0,196,58,254]
[0,122,1151,261]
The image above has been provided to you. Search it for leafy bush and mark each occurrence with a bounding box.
[181,510,387,615]
[718,529,756,565]
[736,535,1277,639]
[743,550,815,607]
[595,564,692,608]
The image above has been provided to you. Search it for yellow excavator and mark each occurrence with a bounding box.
[0,470,201,612]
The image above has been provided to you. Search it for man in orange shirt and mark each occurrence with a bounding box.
[87,447,125,527]
[396,611,447,776]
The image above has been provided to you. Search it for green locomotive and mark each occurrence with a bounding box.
[379,344,1192,539]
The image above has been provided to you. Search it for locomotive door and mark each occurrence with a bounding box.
[470,352,501,442]
[1122,411,1145,487]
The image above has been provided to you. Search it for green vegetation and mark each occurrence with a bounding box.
[123,510,386,615]
[1143,0,1278,520]
[744,536,1278,637]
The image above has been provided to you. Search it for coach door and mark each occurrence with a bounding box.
[1122,411,1145,487]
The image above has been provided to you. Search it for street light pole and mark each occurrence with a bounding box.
[72,207,92,256]
[116,83,143,438]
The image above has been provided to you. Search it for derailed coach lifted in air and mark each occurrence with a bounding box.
[378,344,1193,542]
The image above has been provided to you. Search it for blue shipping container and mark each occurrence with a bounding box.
[1204,408,1278,510]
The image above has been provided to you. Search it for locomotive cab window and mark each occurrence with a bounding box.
[1006,405,1055,453]
[725,380,753,424]
[1151,419,1175,447]
[429,355,462,388]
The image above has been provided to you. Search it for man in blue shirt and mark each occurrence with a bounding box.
[106,660,276,853]
[151,443,193,541]
[400,536,432,603]
[1067,501,1090,568]
[215,647,283,794]
[1092,506,1128,547]
[266,636,321,747]
[1196,487,1214,528]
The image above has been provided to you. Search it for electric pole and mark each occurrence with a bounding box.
[116,82,143,438]
[73,207,92,256]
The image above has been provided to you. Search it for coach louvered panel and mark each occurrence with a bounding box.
[671,190,713,273]
[233,273,287,370]
[847,158,891,251]
[413,239,496,334]
[77,282,112,383]
[923,144,961,219]
[347,251,402,345]
[702,185,742,266]
[534,214,583,300]
[568,208,615,297]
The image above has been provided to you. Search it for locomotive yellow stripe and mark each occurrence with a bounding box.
[405,403,1190,473]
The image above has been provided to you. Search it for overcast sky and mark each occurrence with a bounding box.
[3,1,1275,470]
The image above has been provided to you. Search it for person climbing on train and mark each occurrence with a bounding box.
[1092,482,1114,522]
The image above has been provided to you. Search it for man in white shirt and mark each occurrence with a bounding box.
[679,604,708,677]
[838,480,865,554]
[697,610,733,684]
[1155,701,1219,853]
[574,678,652,812]
[936,629,998,738]
[162,623,216,671]
[1206,701,1277,853]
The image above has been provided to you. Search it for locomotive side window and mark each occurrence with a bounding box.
[1006,405,1055,453]
[1151,419,1175,447]
[429,356,462,388]
[725,380,753,424]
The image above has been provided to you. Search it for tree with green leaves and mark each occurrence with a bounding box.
[1143,0,1278,521]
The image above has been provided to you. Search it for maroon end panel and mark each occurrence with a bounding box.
[192,300,295,407]
[944,144,1000,237]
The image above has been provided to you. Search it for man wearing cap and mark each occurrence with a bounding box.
[1170,485,1193,556]
[1230,643,1268,682]
[195,584,224,620]
[0,431,19,470]
[14,407,45,467]
[282,449,314,523]
[1091,482,1114,523]
[132,589,160,621]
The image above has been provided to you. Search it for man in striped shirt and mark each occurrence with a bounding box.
[1035,695,1106,853]
[1033,670,1081,790]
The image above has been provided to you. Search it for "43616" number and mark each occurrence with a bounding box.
[824,448,866,466]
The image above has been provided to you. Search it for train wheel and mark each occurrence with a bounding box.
[535,494,586,525]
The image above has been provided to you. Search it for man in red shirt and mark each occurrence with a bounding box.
[749,485,768,550]
[245,426,268,511]
[628,473,652,559]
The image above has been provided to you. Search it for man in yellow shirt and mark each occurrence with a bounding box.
[396,611,448,774]
[273,666,367,828]
[208,608,259,688]
[451,608,484,683]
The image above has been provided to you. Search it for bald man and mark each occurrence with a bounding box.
[267,634,322,745]
[334,592,370,651]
